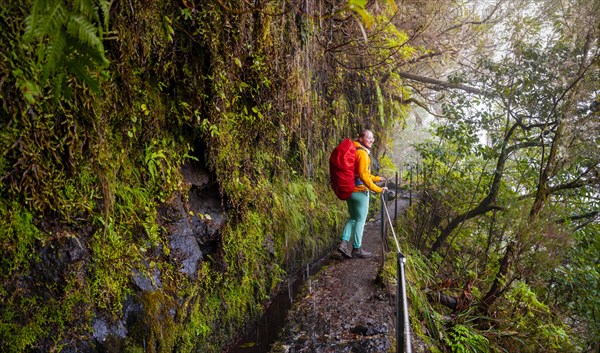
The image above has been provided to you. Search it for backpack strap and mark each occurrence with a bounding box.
[354,146,367,186]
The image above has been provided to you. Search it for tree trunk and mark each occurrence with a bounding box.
[530,122,563,217]
[428,123,519,255]
[481,241,514,308]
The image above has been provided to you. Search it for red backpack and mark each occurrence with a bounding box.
[329,138,359,200]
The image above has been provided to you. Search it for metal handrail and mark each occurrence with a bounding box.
[381,187,412,353]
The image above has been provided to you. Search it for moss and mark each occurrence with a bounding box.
[0,255,94,353]
[138,291,177,353]
[1,0,416,351]
[166,177,344,352]
[0,201,42,277]
[89,227,134,317]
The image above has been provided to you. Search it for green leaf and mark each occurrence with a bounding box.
[67,15,104,53]
[43,30,67,78]
[347,0,373,28]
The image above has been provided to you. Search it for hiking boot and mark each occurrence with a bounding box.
[352,247,373,259]
[337,240,352,258]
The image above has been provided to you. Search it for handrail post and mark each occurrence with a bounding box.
[416,158,420,191]
[381,193,412,353]
[394,171,398,220]
[381,190,386,245]
[409,165,413,207]
[380,190,388,259]
[397,252,412,353]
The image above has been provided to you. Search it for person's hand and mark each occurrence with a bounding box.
[381,186,388,192]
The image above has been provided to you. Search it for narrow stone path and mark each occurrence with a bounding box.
[269,194,410,353]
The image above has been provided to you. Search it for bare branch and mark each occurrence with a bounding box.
[397,72,483,95]
[556,211,599,225]
[440,0,506,35]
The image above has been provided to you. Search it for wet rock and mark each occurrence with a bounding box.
[31,235,90,300]
[132,267,162,292]
[181,159,211,189]
[187,182,224,256]
[189,214,221,249]
[123,296,144,328]
[163,161,225,277]
[66,237,88,261]
[164,194,203,276]
[170,230,202,276]
[350,323,388,336]
[188,184,224,224]
[92,318,127,345]
[371,293,387,301]
[35,243,68,285]
[348,337,390,352]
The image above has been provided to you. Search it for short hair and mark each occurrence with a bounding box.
[358,129,372,138]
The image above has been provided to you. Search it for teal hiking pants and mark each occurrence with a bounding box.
[341,191,370,249]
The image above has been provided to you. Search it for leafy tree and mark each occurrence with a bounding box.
[399,0,599,351]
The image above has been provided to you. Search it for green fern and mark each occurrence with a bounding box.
[22,0,110,96]
[74,0,99,23]
[445,324,490,353]
[23,0,66,42]
[43,30,66,78]
[67,15,104,53]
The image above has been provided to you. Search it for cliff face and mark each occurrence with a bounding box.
[0,1,411,352]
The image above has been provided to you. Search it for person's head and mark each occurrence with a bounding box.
[358,129,375,148]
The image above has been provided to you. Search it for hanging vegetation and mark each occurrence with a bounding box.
[0,0,414,352]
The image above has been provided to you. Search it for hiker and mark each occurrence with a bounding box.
[338,129,387,259]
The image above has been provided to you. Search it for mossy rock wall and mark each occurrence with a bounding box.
[0,1,412,352]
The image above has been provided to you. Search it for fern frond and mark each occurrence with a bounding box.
[67,15,102,51]
[51,71,68,98]
[65,57,101,92]
[23,12,38,43]
[22,0,111,96]
[43,31,67,79]
[66,42,97,68]
[66,18,109,68]
[35,1,68,41]
[66,36,108,72]
[98,0,111,31]
[74,0,97,24]
[23,0,47,42]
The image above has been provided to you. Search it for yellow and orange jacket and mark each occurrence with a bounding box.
[353,141,383,193]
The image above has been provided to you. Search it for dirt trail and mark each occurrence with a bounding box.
[269,194,410,353]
